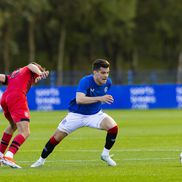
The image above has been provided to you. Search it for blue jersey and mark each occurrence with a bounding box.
[68,74,112,115]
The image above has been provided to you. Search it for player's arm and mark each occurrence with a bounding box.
[76,92,114,104]
[27,63,49,83]
[0,74,7,84]
[27,63,44,75]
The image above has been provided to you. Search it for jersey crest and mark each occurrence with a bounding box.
[104,87,108,93]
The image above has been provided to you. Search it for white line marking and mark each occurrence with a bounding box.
[20,149,182,153]
[123,157,176,161]
[17,157,177,164]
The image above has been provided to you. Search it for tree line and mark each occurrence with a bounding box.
[0,0,182,84]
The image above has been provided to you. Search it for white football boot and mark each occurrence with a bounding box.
[31,158,45,168]
[101,154,116,166]
[180,153,182,163]
[2,156,22,169]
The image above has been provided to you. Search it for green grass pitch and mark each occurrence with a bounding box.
[0,110,182,182]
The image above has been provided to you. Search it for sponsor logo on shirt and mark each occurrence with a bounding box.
[90,88,95,92]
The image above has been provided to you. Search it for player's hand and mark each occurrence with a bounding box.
[41,70,49,79]
[100,94,114,104]
[35,71,49,83]
[35,76,41,83]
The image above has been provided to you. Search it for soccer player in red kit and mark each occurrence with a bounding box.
[0,62,49,168]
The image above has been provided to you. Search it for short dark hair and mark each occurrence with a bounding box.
[92,59,110,71]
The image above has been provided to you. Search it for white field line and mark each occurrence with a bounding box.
[20,148,182,153]
[17,157,177,164]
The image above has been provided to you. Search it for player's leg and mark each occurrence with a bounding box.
[1,93,29,168]
[31,129,67,167]
[0,112,16,157]
[2,120,29,168]
[5,121,29,159]
[85,112,118,166]
[31,112,83,167]
[42,129,67,158]
[5,94,31,158]
[0,125,16,165]
[2,93,29,159]
[0,96,16,157]
[100,115,118,166]
[0,112,16,167]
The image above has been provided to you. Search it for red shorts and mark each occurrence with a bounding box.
[1,91,30,123]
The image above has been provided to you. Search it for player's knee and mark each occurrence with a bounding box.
[54,130,67,142]
[19,127,30,139]
[22,131,30,139]
[26,130,30,138]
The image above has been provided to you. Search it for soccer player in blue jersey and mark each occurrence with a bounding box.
[31,59,119,167]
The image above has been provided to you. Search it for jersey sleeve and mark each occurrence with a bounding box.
[77,77,90,94]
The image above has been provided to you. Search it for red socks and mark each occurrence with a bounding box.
[8,134,25,155]
[41,136,59,158]
[105,125,118,150]
[0,132,12,154]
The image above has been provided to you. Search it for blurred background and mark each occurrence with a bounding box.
[0,0,182,86]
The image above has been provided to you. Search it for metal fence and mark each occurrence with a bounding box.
[39,69,178,86]
[111,70,177,85]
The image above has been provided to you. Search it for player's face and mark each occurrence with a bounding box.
[93,67,110,85]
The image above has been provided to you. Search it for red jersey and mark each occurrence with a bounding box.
[5,66,38,95]
[1,66,39,122]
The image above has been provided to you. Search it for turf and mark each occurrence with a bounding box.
[0,110,182,182]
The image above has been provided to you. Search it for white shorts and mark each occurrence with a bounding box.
[57,111,109,134]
